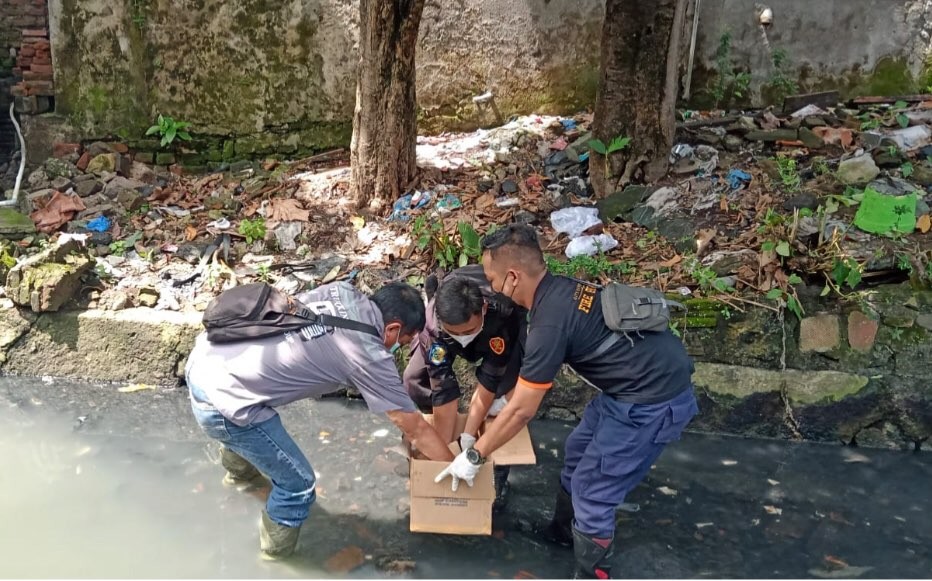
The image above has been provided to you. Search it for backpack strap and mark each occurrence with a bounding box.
[294,306,381,338]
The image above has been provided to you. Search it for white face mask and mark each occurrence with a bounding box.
[447,314,485,348]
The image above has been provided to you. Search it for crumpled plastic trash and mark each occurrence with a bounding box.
[207,218,231,230]
[273,222,304,251]
[435,193,462,214]
[565,234,619,258]
[85,215,111,232]
[58,233,88,246]
[886,125,932,151]
[389,191,433,221]
[727,169,752,190]
[550,206,602,238]
[560,119,578,131]
[670,143,719,175]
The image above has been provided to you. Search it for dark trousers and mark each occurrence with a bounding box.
[561,388,698,538]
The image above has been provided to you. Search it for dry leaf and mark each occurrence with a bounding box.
[321,265,341,284]
[476,192,495,209]
[184,225,198,241]
[764,505,783,515]
[268,198,310,222]
[660,255,683,268]
[917,214,930,233]
[118,384,155,393]
[695,228,717,257]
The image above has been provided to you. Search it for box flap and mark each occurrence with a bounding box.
[409,460,495,499]
[485,419,537,466]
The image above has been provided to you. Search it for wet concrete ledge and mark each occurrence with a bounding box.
[0,289,930,452]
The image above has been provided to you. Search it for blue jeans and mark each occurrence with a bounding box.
[561,388,698,538]
[188,383,317,528]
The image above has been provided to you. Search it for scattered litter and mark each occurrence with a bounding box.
[695,522,714,529]
[272,222,304,251]
[886,124,932,151]
[435,193,462,214]
[657,486,678,496]
[495,196,521,208]
[85,215,111,232]
[565,234,618,258]
[560,119,578,131]
[58,233,88,246]
[118,383,155,393]
[790,104,829,119]
[721,459,738,466]
[853,188,917,235]
[206,218,231,230]
[767,479,780,486]
[372,428,390,438]
[550,206,602,238]
[726,169,752,190]
[763,505,783,516]
[809,565,874,579]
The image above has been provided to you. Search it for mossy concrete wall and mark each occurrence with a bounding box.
[45,0,603,150]
[38,0,932,151]
[691,0,932,108]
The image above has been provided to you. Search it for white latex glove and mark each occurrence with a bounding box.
[459,432,477,450]
[434,450,480,492]
[487,396,508,417]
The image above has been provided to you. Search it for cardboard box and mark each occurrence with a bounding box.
[407,414,536,535]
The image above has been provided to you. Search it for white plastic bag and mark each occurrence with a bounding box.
[565,234,619,258]
[550,206,601,238]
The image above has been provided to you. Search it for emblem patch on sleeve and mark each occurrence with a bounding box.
[428,343,448,366]
[489,337,506,355]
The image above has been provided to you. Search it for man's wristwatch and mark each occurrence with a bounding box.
[465,447,486,466]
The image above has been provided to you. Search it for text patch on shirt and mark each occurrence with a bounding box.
[573,283,596,315]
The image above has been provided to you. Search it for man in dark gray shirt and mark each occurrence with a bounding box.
[185,282,453,561]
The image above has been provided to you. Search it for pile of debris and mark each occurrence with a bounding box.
[0,92,930,316]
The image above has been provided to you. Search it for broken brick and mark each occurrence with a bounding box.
[52,143,81,159]
[847,311,879,353]
[799,314,840,353]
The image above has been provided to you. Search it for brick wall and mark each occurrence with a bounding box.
[3,0,53,115]
[1,0,50,157]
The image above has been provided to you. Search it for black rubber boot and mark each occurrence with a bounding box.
[572,526,614,579]
[220,446,269,491]
[492,465,511,513]
[541,486,574,547]
[259,511,301,561]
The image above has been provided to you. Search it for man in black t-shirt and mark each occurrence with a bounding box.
[434,225,698,579]
[403,265,527,510]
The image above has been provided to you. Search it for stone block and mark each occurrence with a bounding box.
[847,311,879,352]
[4,240,93,312]
[85,153,117,175]
[155,152,176,165]
[52,142,80,159]
[917,314,932,331]
[799,314,840,353]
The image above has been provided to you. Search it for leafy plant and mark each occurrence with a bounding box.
[711,32,752,108]
[546,254,634,281]
[765,273,804,319]
[768,48,798,102]
[832,257,862,290]
[589,135,632,178]
[902,161,914,178]
[412,217,483,270]
[775,156,801,191]
[256,262,273,283]
[239,217,267,245]
[146,114,193,148]
[812,158,831,176]
[684,256,733,293]
[893,100,910,129]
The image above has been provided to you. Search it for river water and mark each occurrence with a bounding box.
[1,376,929,578]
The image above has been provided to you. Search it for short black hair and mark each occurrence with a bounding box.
[480,224,545,273]
[371,283,426,335]
[435,276,484,326]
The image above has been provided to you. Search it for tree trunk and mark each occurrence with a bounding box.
[351,0,426,212]
[590,0,689,197]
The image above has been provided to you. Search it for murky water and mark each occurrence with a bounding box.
[1,376,930,579]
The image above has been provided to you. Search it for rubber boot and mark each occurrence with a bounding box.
[259,511,300,561]
[572,526,614,579]
[492,465,511,513]
[220,446,269,490]
[541,486,574,547]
